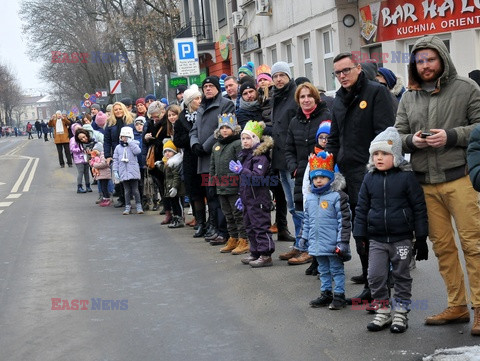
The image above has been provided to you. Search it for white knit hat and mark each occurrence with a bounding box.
[369,127,405,168]
[183,84,202,106]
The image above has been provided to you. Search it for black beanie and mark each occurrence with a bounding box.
[239,81,257,96]
[202,76,221,93]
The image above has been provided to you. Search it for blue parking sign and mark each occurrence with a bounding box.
[177,41,195,60]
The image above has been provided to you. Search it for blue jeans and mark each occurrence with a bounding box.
[316,255,345,294]
[279,170,305,250]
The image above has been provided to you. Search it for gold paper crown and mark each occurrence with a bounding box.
[309,151,334,173]
[218,113,237,127]
[256,64,271,77]
[243,120,264,139]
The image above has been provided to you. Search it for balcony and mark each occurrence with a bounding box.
[176,22,214,43]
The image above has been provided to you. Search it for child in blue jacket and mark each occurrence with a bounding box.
[302,151,351,310]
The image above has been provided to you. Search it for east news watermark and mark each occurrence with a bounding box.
[51,298,128,310]
[51,51,129,64]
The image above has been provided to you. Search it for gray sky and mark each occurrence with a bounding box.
[0,0,47,94]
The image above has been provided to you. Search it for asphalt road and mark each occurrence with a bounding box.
[0,137,478,361]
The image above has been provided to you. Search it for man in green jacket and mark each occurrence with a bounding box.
[395,35,480,336]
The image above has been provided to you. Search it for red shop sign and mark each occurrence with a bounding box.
[360,0,480,45]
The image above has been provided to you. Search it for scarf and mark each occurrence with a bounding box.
[310,177,334,194]
[239,98,260,111]
[120,141,129,162]
[55,118,64,134]
[302,104,317,119]
[185,110,197,124]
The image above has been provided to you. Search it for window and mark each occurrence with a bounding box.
[270,46,277,64]
[216,0,226,28]
[369,45,383,68]
[323,30,335,91]
[303,36,313,81]
[284,42,294,78]
[255,51,263,66]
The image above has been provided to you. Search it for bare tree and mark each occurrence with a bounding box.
[0,64,22,126]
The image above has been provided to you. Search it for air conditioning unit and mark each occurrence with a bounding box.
[232,11,245,28]
[255,0,272,16]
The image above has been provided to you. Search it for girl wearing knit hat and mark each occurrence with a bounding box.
[155,139,185,228]
[229,120,275,267]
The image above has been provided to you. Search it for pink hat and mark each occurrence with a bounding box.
[95,111,108,128]
[256,73,272,84]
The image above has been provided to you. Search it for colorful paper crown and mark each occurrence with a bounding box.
[309,151,335,180]
[256,64,271,77]
[218,113,237,130]
[243,120,264,139]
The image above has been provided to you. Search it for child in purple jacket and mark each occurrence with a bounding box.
[229,120,275,268]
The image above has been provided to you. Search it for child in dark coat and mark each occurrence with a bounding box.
[354,127,429,333]
[210,114,249,252]
[229,120,274,267]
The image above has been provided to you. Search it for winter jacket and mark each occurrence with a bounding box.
[142,116,169,163]
[90,151,111,180]
[112,140,141,181]
[302,174,351,256]
[133,128,145,169]
[327,72,395,172]
[238,136,274,210]
[271,80,298,170]
[48,116,71,144]
[157,152,185,197]
[353,165,428,243]
[69,138,87,164]
[236,102,263,129]
[104,117,134,159]
[467,124,480,191]
[395,35,480,185]
[209,127,242,195]
[83,124,104,144]
[190,92,235,174]
[285,103,331,205]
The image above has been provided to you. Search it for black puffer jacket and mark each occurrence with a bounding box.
[353,166,428,243]
[271,79,297,170]
[327,72,395,171]
[285,102,331,205]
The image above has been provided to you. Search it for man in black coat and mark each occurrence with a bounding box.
[270,61,298,246]
[327,52,395,302]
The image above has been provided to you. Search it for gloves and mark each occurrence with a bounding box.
[229,160,243,174]
[113,171,120,184]
[298,238,308,250]
[192,144,205,157]
[355,237,368,256]
[114,171,119,179]
[235,198,243,211]
[336,242,352,262]
[413,237,428,261]
[168,187,178,197]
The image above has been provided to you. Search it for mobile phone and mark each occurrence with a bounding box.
[421,132,432,138]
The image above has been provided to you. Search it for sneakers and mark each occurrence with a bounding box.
[85,184,93,192]
[425,305,470,325]
[210,236,227,246]
[310,290,333,308]
[136,204,144,214]
[329,293,346,310]
[220,238,238,253]
[99,198,111,207]
[77,185,87,194]
[168,216,185,228]
[231,238,249,255]
[390,308,409,333]
[95,195,103,204]
[367,305,392,331]
[288,252,313,265]
[249,255,273,268]
[241,255,258,265]
[472,307,480,336]
[122,205,131,215]
[278,248,301,260]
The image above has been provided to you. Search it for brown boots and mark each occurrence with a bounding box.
[472,307,480,336]
[425,305,470,325]
[161,211,172,225]
[220,238,249,254]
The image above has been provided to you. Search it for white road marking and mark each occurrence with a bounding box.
[11,158,33,193]
[0,202,13,207]
[6,194,21,199]
[0,210,3,214]
[23,157,39,192]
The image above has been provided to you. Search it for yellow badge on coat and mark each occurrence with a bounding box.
[359,100,367,109]
[321,201,329,209]
[215,146,221,151]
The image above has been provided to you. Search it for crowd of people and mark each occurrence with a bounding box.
[43,35,480,336]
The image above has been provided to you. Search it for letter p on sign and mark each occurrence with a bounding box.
[178,41,194,60]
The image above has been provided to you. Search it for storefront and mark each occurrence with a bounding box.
[358,0,480,81]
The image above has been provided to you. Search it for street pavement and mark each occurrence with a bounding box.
[0,136,478,361]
